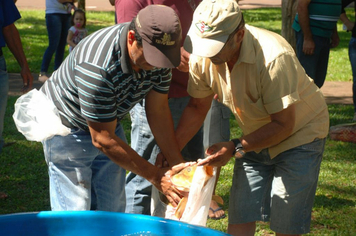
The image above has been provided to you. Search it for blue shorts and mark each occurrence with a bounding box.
[228,138,326,234]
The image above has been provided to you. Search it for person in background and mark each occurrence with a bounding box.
[115,0,203,216]
[0,0,33,153]
[340,0,356,121]
[38,0,75,83]
[292,0,341,88]
[176,0,329,234]
[115,0,226,219]
[40,5,189,211]
[67,8,87,53]
[0,0,33,196]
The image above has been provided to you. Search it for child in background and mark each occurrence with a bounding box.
[67,9,87,52]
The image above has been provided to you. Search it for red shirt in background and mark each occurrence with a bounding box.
[115,0,201,98]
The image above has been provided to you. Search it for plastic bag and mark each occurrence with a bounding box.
[12,89,71,142]
[151,165,216,226]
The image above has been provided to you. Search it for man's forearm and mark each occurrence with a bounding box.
[175,95,213,151]
[240,104,295,152]
[297,1,313,40]
[88,121,161,186]
[146,100,184,166]
[3,24,30,71]
[145,90,185,166]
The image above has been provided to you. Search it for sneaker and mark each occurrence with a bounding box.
[38,72,49,83]
[353,112,356,122]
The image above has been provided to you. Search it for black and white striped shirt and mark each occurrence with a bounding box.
[41,23,172,131]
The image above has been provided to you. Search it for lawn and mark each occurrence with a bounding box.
[1,7,356,235]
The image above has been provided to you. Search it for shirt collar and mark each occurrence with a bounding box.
[236,25,256,65]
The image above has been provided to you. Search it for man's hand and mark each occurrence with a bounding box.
[330,28,340,48]
[21,67,33,94]
[176,47,190,72]
[303,38,315,55]
[197,141,234,167]
[155,162,195,207]
[155,152,169,168]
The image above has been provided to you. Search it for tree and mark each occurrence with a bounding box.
[281,0,297,51]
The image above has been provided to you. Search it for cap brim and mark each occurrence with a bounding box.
[142,40,181,68]
[184,26,229,58]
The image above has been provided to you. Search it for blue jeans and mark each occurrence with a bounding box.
[229,138,326,234]
[348,37,356,112]
[41,13,71,73]
[126,97,204,215]
[0,56,8,153]
[295,30,331,88]
[42,124,127,211]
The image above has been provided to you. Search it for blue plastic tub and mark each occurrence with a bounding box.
[0,211,229,235]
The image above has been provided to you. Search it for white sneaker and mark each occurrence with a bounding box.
[38,72,49,83]
[353,112,356,122]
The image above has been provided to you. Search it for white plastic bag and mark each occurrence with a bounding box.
[12,89,71,142]
[151,166,216,226]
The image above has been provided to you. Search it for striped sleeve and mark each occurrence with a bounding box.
[151,68,172,94]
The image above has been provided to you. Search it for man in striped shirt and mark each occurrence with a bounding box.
[293,0,342,88]
[39,5,189,211]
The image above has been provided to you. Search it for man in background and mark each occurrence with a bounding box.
[0,0,33,198]
[293,0,341,88]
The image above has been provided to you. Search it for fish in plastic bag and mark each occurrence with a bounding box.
[151,164,216,226]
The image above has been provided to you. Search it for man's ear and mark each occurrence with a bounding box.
[235,28,245,44]
[128,30,136,45]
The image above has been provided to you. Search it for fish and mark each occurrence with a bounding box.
[170,164,214,219]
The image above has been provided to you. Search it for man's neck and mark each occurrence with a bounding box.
[227,46,241,72]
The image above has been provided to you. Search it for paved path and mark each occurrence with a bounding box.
[15,0,281,11]
[12,0,353,105]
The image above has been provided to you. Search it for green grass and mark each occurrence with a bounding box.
[1,8,356,235]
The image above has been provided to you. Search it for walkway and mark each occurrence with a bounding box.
[15,0,282,11]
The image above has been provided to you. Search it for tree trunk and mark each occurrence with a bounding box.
[281,0,297,51]
[77,0,85,10]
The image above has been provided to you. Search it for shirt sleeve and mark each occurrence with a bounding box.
[187,55,215,98]
[151,68,172,94]
[0,0,21,47]
[261,52,300,114]
[2,0,21,27]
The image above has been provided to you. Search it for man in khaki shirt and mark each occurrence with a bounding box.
[174,0,329,235]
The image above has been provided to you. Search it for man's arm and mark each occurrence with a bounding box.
[144,89,185,166]
[199,104,296,166]
[340,12,354,31]
[330,26,340,48]
[297,0,314,55]
[175,95,214,152]
[3,23,33,92]
[87,119,189,206]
